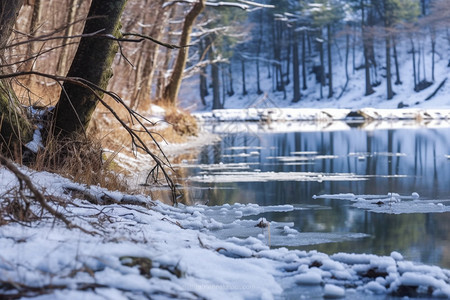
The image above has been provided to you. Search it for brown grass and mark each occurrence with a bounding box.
[30,133,130,193]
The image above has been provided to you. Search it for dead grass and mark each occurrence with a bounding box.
[30,134,130,193]
[163,105,198,137]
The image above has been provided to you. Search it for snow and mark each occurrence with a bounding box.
[1,165,450,299]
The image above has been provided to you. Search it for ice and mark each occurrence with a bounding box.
[295,272,323,285]
[323,284,346,298]
[189,171,368,183]
[314,192,450,214]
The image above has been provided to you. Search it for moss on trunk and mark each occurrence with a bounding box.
[0,80,34,151]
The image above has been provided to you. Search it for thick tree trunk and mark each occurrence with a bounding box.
[53,0,127,137]
[163,0,205,105]
[0,0,34,152]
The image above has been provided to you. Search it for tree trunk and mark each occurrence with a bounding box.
[198,38,208,106]
[384,0,393,100]
[392,35,402,85]
[327,24,333,98]
[0,0,34,152]
[255,9,263,95]
[410,37,417,89]
[302,30,307,90]
[319,29,324,99]
[385,33,393,99]
[56,0,81,76]
[211,61,221,109]
[241,58,247,96]
[163,0,205,105]
[23,0,42,77]
[431,27,436,81]
[361,0,375,96]
[227,64,234,96]
[53,0,127,137]
[292,30,300,103]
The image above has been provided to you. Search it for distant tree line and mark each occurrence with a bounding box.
[4,0,450,113]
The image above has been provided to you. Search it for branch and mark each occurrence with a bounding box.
[120,32,191,48]
[0,154,97,235]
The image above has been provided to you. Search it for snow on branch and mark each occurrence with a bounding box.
[163,0,274,10]
[236,0,274,8]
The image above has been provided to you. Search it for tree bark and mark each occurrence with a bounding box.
[163,0,205,105]
[0,0,34,152]
[292,30,300,103]
[392,35,402,85]
[302,30,307,90]
[241,58,247,96]
[361,0,375,96]
[327,24,333,98]
[384,0,394,100]
[56,0,82,76]
[52,0,127,137]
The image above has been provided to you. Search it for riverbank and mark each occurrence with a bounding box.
[1,163,450,299]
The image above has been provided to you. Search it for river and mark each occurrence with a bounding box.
[173,120,450,269]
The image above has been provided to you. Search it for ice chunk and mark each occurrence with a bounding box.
[295,272,322,285]
[323,284,345,298]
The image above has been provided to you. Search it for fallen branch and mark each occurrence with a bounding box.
[425,78,447,101]
[0,154,97,235]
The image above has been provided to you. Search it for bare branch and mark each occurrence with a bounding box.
[120,32,191,48]
[0,154,97,235]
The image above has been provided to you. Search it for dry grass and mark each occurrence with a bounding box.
[30,134,130,193]
[163,105,198,137]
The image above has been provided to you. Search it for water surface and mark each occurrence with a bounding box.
[176,121,450,268]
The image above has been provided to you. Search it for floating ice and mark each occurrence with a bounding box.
[323,284,346,298]
[314,193,450,214]
[189,171,368,183]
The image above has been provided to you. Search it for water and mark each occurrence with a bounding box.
[175,121,450,269]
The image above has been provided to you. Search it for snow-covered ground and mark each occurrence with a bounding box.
[1,166,450,299]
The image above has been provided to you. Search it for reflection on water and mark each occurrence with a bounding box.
[176,122,450,268]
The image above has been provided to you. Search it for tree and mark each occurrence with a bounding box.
[361,0,375,96]
[0,0,34,152]
[383,0,395,99]
[310,0,344,99]
[52,0,127,137]
[163,0,205,106]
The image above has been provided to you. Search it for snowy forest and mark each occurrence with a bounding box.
[4,0,449,114]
